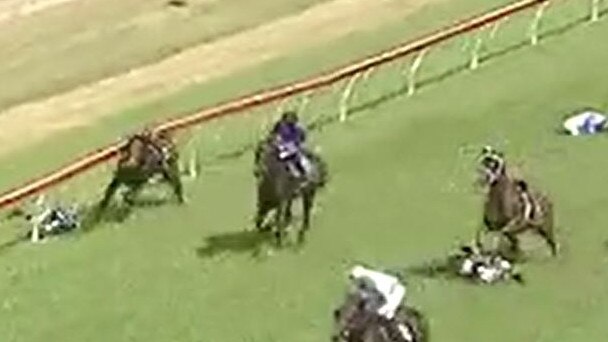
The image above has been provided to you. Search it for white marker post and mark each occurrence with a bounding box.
[591,0,600,22]
[339,72,362,122]
[530,2,549,46]
[407,49,427,96]
[470,33,484,70]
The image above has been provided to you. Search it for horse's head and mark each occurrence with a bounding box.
[254,137,283,177]
[332,291,376,342]
[119,134,147,167]
[476,146,506,189]
[152,130,177,160]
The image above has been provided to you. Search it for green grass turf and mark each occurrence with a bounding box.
[2,2,608,342]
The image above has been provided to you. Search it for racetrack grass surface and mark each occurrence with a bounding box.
[2,2,608,342]
[0,0,328,110]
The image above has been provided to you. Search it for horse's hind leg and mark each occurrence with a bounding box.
[503,231,522,256]
[536,224,558,256]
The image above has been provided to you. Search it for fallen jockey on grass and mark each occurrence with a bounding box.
[349,265,414,341]
[455,245,523,285]
[25,197,80,242]
[270,111,312,180]
[561,109,607,136]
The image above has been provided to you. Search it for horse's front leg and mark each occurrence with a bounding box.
[255,200,272,232]
[475,217,491,251]
[274,201,290,247]
[501,217,528,256]
[99,176,121,209]
[298,191,315,245]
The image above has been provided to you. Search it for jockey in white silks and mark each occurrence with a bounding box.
[349,265,406,320]
[349,265,412,341]
[458,246,520,284]
[562,110,607,136]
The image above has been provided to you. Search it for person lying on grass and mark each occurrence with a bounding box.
[560,108,607,136]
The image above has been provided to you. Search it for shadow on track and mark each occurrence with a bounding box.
[195,229,273,259]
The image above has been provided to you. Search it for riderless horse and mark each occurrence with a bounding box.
[99,129,184,209]
[476,147,557,257]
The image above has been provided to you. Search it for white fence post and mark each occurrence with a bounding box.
[181,127,201,180]
[489,18,505,39]
[363,66,375,81]
[469,33,484,70]
[591,0,600,21]
[298,92,312,116]
[530,2,549,46]
[406,49,427,96]
[339,72,362,122]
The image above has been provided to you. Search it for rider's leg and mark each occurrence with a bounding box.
[521,193,533,220]
[293,153,308,178]
[378,284,406,320]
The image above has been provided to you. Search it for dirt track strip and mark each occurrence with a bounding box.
[0,0,443,157]
[0,0,79,23]
[0,0,549,209]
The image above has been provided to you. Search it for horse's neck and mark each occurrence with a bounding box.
[487,176,519,215]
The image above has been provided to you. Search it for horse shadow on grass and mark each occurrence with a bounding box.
[81,197,172,232]
[195,229,275,260]
[400,257,464,281]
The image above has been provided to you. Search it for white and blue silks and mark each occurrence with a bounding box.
[562,110,607,136]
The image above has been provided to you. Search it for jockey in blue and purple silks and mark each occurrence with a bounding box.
[270,111,309,178]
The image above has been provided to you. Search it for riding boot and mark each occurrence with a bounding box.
[295,160,307,180]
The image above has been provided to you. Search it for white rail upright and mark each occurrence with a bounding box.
[591,0,601,21]
[407,49,427,96]
[470,32,484,70]
[530,1,550,45]
[339,72,363,122]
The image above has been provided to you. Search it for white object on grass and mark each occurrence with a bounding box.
[563,110,607,136]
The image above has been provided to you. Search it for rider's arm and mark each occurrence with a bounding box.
[297,124,307,143]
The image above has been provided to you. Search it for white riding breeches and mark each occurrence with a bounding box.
[378,282,406,320]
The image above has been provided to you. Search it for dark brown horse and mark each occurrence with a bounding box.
[332,290,429,342]
[476,149,557,257]
[99,130,184,209]
[253,137,327,246]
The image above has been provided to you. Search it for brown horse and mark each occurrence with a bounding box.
[99,129,184,209]
[332,290,429,342]
[476,149,557,257]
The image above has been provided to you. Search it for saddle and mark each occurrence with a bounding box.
[274,142,314,180]
[514,179,540,222]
